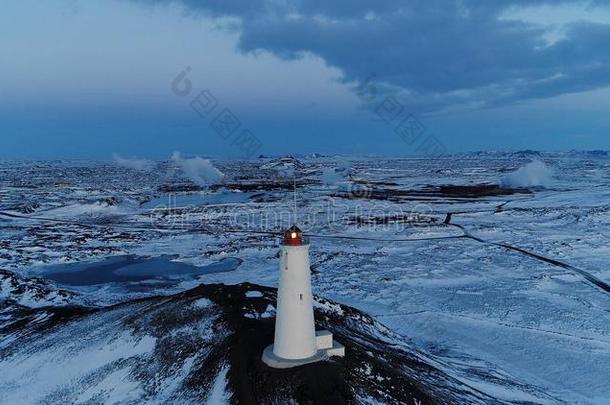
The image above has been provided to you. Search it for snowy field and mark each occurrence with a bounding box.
[1,152,609,404]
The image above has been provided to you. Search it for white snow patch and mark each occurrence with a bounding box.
[154,355,197,403]
[205,364,231,405]
[77,366,144,404]
[0,327,156,404]
[314,300,344,316]
[260,304,275,319]
[193,298,213,309]
[245,290,263,298]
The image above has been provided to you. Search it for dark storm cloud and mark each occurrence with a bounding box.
[137,0,610,113]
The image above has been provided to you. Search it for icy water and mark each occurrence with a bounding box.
[34,256,242,286]
[142,191,253,209]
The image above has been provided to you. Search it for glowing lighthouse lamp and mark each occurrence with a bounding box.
[262,225,345,368]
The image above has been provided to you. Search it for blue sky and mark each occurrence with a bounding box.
[2,0,610,159]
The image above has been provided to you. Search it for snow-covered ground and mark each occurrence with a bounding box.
[1,152,609,403]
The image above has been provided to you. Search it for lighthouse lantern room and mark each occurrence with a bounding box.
[262,225,345,368]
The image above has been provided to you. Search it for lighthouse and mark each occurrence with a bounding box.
[262,225,345,368]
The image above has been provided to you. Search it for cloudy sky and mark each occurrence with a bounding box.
[2,0,610,158]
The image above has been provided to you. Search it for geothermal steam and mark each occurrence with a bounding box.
[171,152,224,186]
[500,160,553,188]
[112,154,153,171]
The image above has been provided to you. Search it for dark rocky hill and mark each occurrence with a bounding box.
[0,283,553,404]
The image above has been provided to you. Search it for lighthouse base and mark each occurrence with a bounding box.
[262,330,345,369]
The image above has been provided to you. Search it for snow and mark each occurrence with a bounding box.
[205,364,231,405]
[314,300,345,316]
[245,303,275,319]
[193,298,213,308]
[1,153,610,402]
[76,367,145,404]
[321,167,343,185]
[260,304,275,318]
[0,316,156,404]
[152,355,198,403]
[0,270,80,308]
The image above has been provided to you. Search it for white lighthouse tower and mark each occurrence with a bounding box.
[262,225,345,368]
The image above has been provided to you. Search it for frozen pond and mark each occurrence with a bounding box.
[142,191,254,209]
[32,255,242,286]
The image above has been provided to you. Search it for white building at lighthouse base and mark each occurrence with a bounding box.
[262,329,345,369]
[262,226,344,369]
